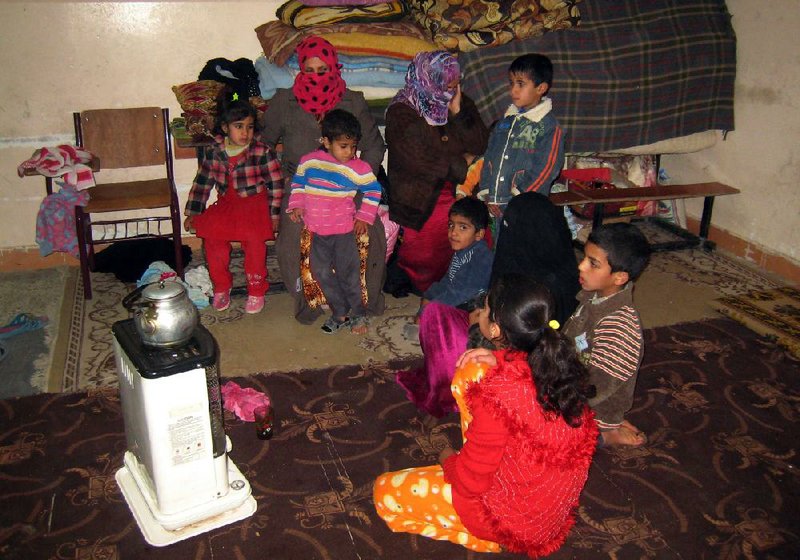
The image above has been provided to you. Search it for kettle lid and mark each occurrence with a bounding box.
[141,280,186,301]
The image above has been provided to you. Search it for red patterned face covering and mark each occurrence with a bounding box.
[292,36,346,118]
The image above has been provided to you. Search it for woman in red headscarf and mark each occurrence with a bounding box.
[261,36,387,323]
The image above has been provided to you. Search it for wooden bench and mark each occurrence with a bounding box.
[550,182,740,252]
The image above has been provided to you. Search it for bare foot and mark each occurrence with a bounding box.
[600,426,647,447]
[620,419,645,435]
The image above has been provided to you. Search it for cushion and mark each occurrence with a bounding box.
[172,80,268,139]
[277,0,408,29]
[172,80,226,139]
[299,227,369,309]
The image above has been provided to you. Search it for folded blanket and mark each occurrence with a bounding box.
[255,55,406,99]
[255,20,431,66]
[277,0,408,28]
[331,53,410,73]
[299,0,390,6]
[355,88,397,101]
[408,0,581,52]
[318,31,437,59]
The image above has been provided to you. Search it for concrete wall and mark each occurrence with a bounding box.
[0,1,280,252]
[1,1,797,272]
[663,0,800,268]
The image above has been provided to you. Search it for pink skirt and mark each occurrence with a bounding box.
[396,302,469,417]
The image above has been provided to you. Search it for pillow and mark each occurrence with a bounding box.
[277,0,408,29]
[300,227,370,309]
[172,80,226,139]
[172,80,268,139]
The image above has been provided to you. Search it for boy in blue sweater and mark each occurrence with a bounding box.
[416,197,492,319]
[476,53,565,233]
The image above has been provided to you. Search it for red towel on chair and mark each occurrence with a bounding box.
[17,145,96,190]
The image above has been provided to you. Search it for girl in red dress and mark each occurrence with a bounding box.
[184,93,283,314]
[374,274,598,557]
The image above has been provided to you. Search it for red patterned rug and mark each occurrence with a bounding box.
[2,318,799,559]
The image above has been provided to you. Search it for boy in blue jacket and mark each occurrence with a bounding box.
[477,53,565,232]
[417,197,492,318]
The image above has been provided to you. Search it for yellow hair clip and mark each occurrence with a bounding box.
[548,319,560,330]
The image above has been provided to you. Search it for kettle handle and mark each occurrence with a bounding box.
[122,282,158,311]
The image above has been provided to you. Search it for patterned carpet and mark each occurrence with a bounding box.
[1,318,799,559]
[49,246,790,393]
[712,286,800,358]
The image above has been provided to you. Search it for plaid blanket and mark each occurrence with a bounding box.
[459,0,736,153]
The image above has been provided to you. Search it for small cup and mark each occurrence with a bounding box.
[254,404,274,440]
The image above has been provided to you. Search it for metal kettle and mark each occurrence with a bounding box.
[122,281,199,347]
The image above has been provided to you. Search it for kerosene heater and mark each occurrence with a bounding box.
[112,318,256,546]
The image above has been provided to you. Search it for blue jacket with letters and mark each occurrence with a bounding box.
[478,97,565,207]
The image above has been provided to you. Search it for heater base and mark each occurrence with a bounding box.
[116,460,257,547]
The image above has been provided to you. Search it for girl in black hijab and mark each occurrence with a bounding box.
[490,192,580,325]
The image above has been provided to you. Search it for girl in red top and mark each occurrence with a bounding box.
[184,92,283,314]
[374,274,598,557]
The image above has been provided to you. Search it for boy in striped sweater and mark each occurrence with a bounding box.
[287,109,381,335]
[563,223,652,447]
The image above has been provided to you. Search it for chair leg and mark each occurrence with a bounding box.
[75,207,93,300]
[170,200,185,279]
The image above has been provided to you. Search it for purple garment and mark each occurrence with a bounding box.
[390,51,459,126]
[35,183,90,257]
[396,301,469,417]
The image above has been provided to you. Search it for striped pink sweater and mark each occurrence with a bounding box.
[286,149,380,236]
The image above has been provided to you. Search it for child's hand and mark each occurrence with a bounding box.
[414,298,429,324]
[183,216,196,233]
[439,446,456,465]
[468,307,482,325]
[289,208,304,223]
[353,219,368,236]
[448,83,462,115]
[456,348,497,369]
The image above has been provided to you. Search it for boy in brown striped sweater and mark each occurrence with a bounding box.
[563,223,652,447]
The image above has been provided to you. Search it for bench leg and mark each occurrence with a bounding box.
[593,203,605,230]
[698,196,717,251]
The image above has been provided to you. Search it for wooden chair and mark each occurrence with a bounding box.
[72,107,184,299]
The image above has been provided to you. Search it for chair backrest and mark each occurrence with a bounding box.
[74,107,172,171]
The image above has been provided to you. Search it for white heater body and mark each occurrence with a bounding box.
[112,320,256,545]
